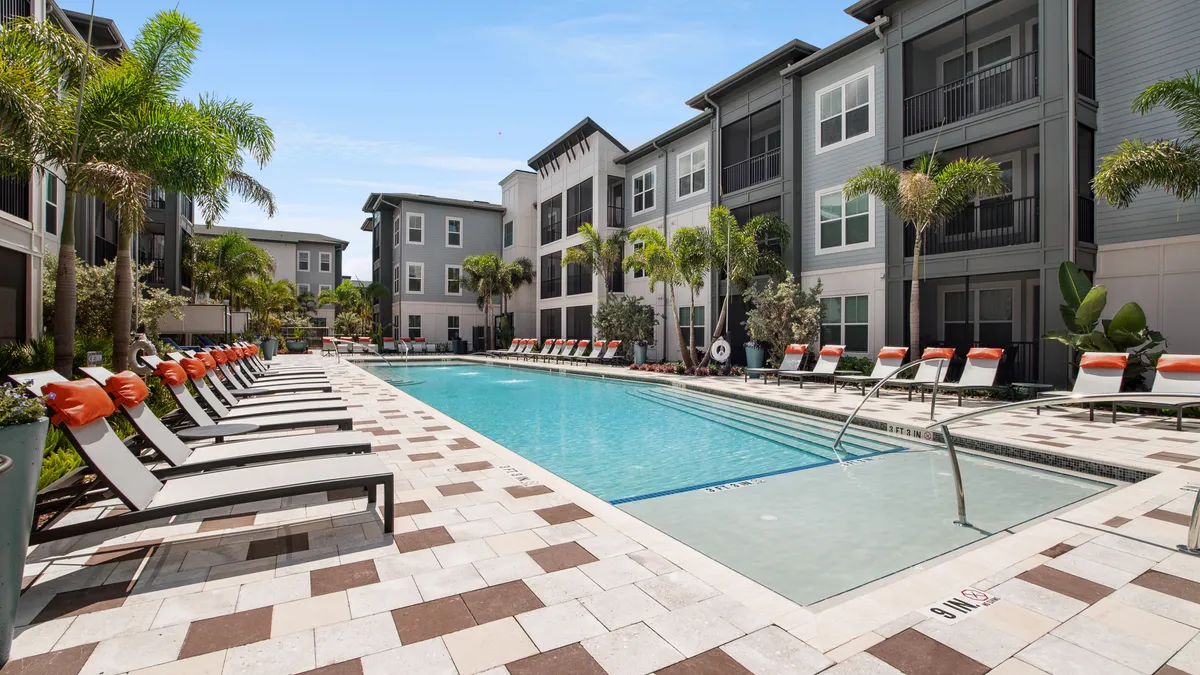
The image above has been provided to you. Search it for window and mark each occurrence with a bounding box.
[540,195,562,244]
[943,287,1015,346]
[566,247,592,295]
[446,217,463,247]
[678,306,706,347]
[407,213,424,244]
[392,264,400,294]
[319,251,331,272]
[503,221,514,248]
[821,296,869,352]
[310,317,327,328]
[408,315,422,339]
[445,265,462,295]
[566,178,593,236]
[730,197,784,269]
[447,316,460,341]
[565,306,593,340]
[817,69,873,152]
[632,241,645,279]
[44,174,57,235]
[298,283,310,295]
[407,262,424,294]
[677,144,707,199]
[632,168,655,214]
[540,252,561,299]
[540,308,562,341]
[298,250,310,271]
[816,186,872,253]
[393,215,401,246]
[319,284,332,293]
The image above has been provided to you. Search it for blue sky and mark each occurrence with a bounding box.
[58,1,864,279]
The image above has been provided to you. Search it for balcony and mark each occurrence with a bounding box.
[905,195,1039,256]
[1078,50,1096,101]
[904,51,1038,137]
[0,176,30,221]
[1,0,30,24]
[1077,196,1095,244]
[721,148,781,194]
[607,204,624,229]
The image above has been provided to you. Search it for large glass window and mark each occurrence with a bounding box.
[540,308,562,341]
[447,316,460,341]
[678,306,706,348]
[408,315,422,339]
[821,295,869,352]
[677,145,707,198]
[540,252,561,299]
[632,168,655,214]
[541,195,562,244]
[565,305,593,340]
[566,178,593,237]
[818,70,873,151]
[566,246,593,295]
[816,188,871,251]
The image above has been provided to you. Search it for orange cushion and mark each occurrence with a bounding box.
[248,345,259,356]
[104,370,150,408]
[384,337,394,342]
[566,340,577,346]
[155,361,188,386]
[230,347,243,360]
[820,346,844,357]
[967,347,1004,360]
[181,358,208,380]
[44,380,115,427]
[607,341,620,348]
[1158,355,1200,373]
[785,344,807,355]
[878,347,908,359]
[922,347,956,360]
[415,337,426,342]
[1080,353,1129,370]
[579,341,591,347]
[210,349,228,364]
[197,353,217,370]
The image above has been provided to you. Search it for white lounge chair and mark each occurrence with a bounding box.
[921,347,1009,405]
[1036,352,1127,421]
[596,340,622,365]
[745,344,807,382]
[563,340,593,363]
[382,337,398,353]
[187,352,341,408]
[170,355,348,419]
[532,339,565,362]
[321,337,336,356]
[574,340,607,365]
[1115,354,1200,430]
[490,338,521,357]
[834,347,909,395]
[503,339,532,359]
[206,348,333,395]
[555,340,580,363]
[887,347,956,399]
[778,345,856,387]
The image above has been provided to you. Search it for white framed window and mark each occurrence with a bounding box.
[815,185,873,254]
[678,306,706,347]
[816,67,874,153]
[503,221,514,248]
[298,283,310,295]
[939,284,1020,345]
[632,167,655,214]
[406,212,424,244]
[446,217,463,248]
[406,262,424,294]
[821,295,869,353]
[318,284,332,293]
[408,315,422,339]
[318,251,331,272]
[297,250,310,271]
[676,144,707,199]
[393,215,401,246]
[632,241,645,279]
[392,264,400,294]
[445,264,462,295]
[447,316,460,341]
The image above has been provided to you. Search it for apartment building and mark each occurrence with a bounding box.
[498,170,538,340]
[362,193,503,345]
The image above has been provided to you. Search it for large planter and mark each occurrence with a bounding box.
[745,344,765,378]
[634,344,648,366]
[260,338,278,360]
[285,340,308,354]
[0,418,48,667]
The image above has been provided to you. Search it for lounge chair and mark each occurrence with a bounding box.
[778,345,856,387]
[745,344,807,382]
[535,339,565,362]
[527,339,556,362]
[886,347,956,399]
[172,356,348,419]
[321,337,336,356]
[28,378,392,544]
[186,351,341,409]
[562,340,592,363]
[413,337,428,354]
[834,347,909,395]
[596,340,622,365]
[921,347,1008,405]
[148,359,355,432]
[225,347,329,384]
[237,342,323,375]
[382,337,398,353]
[1035,352,1127,421]
[204,348,333,395]
[357,337,372,353]
[573,341,606,365]
[1114,354,1200,430]
[555,340,580,363]
[501,339,529,359]
[489,339,521,357]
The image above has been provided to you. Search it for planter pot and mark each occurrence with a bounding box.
[745,345,765,378]
[633,344,648,366]
[260,338,278,360]
[0,417,48,667]
[285,340,308,354]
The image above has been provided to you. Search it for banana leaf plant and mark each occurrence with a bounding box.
[1042,261,1166,388]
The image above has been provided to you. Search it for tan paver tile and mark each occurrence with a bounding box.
[473,552,546,586]
[78,623,189,675]
[272,591,352,637]
[127,650,226,675]
[414,563,486,600]
[346,577,422,618]
[360,638,457,675]
[515,599,606,652]
[583,622,684,675]
[220,629,316,675]
[646,603,745,658]
[579,555,655,590]
[151,587,239,629]
[1016,634,1139,675]
[914,616,1029,668]
[313,613,401,667]
[525,567,603,605]
[636,571,720,610]
[484,531,546,557]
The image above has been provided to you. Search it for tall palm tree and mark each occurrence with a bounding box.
[462,253,504,351]
[191,231,274,309]
[560,224,627,295]
[1094,71,1200,207]
[844,152,1006,356]
[623,227,697,368]
[498,257,535,317]
[671,227,709,362]
[316,280,384,335]
[244,277,298,335]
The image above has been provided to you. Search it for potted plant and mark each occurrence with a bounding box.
[259,334,279,360]
[286,328,308,354]
[633,339,650,366]
[0,385,48,666]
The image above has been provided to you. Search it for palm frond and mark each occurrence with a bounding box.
[1093,138,1200,207]
[1132,71,1200,140]
[129,10,201,95]
[931,157,1007,223]
[844,165,901,215]
[198,94,275,167]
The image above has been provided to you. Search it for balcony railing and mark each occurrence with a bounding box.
[904,51,1039,137]
[1,0,30,24]
[1078,195,1095,244]
[0,176,30,221]
[1078,50,1096,101]
[607,204,625,229]
[721,148,781,194]
[905,195,1039,256]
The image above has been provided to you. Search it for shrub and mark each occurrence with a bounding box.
[0,383,45,427]
[43,255,185,339]
[742,273,823,367]
[838,356,875,376]
[593,295,658,356]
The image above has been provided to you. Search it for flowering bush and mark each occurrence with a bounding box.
[0,383,46,427]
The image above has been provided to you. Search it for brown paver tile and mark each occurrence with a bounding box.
[310,560,379,596]
[424,425,451,431]
[391,596,477,644]
[85,539,161,566]
[394,526,455,553]
[437,481,482,496]
[1040,543,1075,559]
[407,436,437,443]
[178,606,273,659]
[407,452,443,461]
[866,628,989,675]
[246,533,310,560]
[448,437,480,450]
[1157,666,1190,675]
[1145,509,1191,527]
[393,500,432,517]
[460,580,544,623]
[372,444,400,452]
[505,485,553,499]
[295,659,364,675]
[327,487,368,501]
[1147,452,1200,462]
[528,542,599,573]
[455,461,493,472]
[1017,565,1114,605]
[1132,570,1200,604]
[657,648,753,674]
[197,512,257,533]
[32,582,130,623]
[507,643,608,675]
[1103,516,1132,528]
[0,644,97,675]
[535,503,593,525]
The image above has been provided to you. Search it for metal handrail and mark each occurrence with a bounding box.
[0,454,12,478]
[334,337,408,367]
[832,356,951,450]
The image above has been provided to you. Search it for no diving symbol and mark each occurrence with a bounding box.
[962,589,988,602]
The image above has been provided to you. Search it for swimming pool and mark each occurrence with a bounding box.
[367,362,1113,604]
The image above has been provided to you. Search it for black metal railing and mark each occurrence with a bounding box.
[607,204,625,229]
[1077,195,1095,244]
[904,50,1039,136]
[975,341,1038,384]
[145,188,167,210]
[721,148,781,194]
[0,0,30,24]
[1077,50,1096,101]
[0,175,30,221]
[94,237,117,264]
[905,195,1039,256]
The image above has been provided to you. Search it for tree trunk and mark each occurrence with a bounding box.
[53,188,78,377]
[697,293,730,368]
[668,285,694,368]
[909,225,924,359]
[111,226,135,371]
[687,291,696,367]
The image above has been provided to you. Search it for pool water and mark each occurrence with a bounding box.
[368,363,1113,604]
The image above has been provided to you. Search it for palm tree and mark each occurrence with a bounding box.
[671,227,709,363]
[462,253,505,351]
[560,224,627,295]
[1094,71,1200,207]
[316,280,386,335]
[191,231,274,309]
[623,227,697,368]
[844,152,1006,356]
[498,257,535,317]
[244,277,298,335]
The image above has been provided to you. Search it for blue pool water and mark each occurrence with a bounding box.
[366,363,902,502]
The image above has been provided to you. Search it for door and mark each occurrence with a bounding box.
[940,286,1017,348]
[938,30,1018,122]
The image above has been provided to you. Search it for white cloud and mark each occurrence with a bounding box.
[276,126,524,175]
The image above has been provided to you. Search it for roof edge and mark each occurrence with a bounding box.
[779,21,885,78]
[685,39,819,109]
[615,112,713,165]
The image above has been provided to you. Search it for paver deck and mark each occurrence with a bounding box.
[8,352,1200,675]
